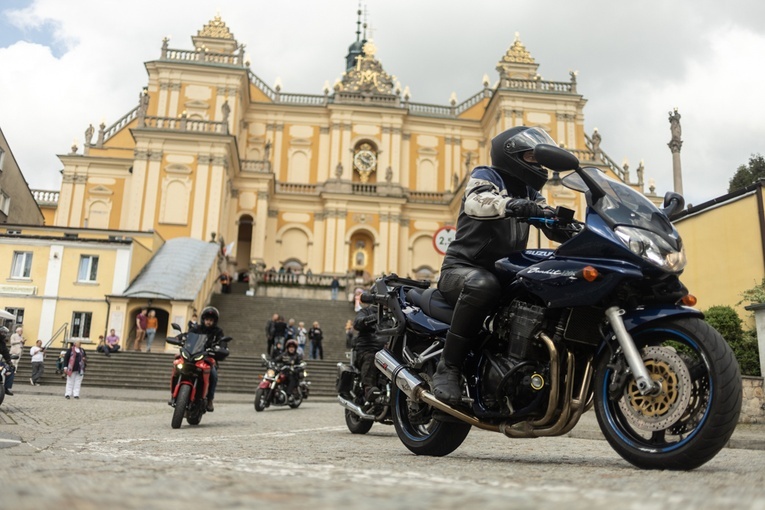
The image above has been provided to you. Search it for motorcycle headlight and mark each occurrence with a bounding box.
[194,354,205,361]
[266,369,276,378]
[615,226,687,272]
[181,351,190,360]
[176,363,184,371]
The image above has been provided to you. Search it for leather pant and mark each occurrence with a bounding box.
[437,265,501,342]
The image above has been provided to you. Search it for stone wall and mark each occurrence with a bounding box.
[741,376,765,423]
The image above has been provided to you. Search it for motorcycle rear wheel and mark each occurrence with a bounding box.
[171,385,191,429]
[289,393,303,408]
[391,386,471,456]
[345,409,374,434]
[254,388,268,412]
[594,317,742,470]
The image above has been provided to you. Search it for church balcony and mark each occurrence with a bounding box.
[139,116,228,134]
[241,160,271,173]
[275,182,319,195]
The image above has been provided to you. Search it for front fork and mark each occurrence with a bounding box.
[605,306,660,396]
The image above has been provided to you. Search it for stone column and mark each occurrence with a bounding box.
[668,108,684,196]
[252,191,269,263]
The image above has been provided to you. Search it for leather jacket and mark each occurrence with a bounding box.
[442,165,568,272]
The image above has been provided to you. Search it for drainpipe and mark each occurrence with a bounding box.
[757,181,765,276]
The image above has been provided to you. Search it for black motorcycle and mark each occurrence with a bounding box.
[254,354,309,411]
[367,143,742,470]
[336,350,394,434]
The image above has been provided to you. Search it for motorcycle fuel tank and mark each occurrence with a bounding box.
[517,258,642,308]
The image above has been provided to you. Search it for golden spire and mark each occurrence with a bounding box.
[198,14,234,40]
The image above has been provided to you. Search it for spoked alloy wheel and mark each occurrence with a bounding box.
[594,317,742,470]
[391,368,471,456]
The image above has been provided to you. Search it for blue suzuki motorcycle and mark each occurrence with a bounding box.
[369,143,741,470]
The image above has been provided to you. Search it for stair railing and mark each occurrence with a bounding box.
[43,322,70,349]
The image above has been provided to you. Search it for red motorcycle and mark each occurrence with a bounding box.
[166,324,231,428]
[254,354,309,411]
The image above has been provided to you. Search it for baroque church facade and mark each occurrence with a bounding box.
[51,15,642,281]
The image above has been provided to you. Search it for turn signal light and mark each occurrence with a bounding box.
[581,266,599,282]
[681,294,697,306]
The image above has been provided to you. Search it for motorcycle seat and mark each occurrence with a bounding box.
[407,288,454,325]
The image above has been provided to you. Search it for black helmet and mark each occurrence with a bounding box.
[285,339,298,350]
[200,306,220,325]
[0,326,8,338]
[490,126,556,191]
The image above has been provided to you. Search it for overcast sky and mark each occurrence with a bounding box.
[1,0,764,207]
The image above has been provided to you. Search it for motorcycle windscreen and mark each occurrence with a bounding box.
[183,332,210,357]
[562,167,680,248]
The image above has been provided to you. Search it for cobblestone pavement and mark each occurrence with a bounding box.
[1,385,764,510]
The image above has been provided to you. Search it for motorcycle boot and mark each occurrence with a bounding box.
[206,398,214,412]
[431,332,471,405]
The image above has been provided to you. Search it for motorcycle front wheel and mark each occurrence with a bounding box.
[594,317,742,470]
[254,388,268,412]
[345,409,374,434]
[171,385,191,429]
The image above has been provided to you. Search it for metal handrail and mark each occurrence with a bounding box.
[43,322,69,349]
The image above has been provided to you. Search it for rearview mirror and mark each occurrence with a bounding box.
[533,144,580,171]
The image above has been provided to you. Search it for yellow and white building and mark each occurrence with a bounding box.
[3,15,648,347]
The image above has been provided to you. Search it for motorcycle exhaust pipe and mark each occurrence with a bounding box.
[375,349,501,433]
[374,349,425,399]
[337,395,377,420]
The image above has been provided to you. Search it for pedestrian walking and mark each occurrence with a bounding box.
[330,277,340,300]
[29,340,45,385]
[133,308,148,351]
[64,340,87,399]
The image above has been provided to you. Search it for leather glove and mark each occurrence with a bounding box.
[505,199,544,218]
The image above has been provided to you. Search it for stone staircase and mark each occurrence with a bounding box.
[8,290,359,398]
[210,283,358,360]
[12,348,344,398]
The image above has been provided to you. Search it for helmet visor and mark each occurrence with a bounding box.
[503,127,556,155]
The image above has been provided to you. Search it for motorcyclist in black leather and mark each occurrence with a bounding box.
[274,339,303,400]
[189,306,225,412]
[352,304,385,401]
[0,326,15,395]
[431,126,572,405]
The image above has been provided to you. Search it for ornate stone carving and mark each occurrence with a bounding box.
[337,41,395,95]
[198,15,235,40]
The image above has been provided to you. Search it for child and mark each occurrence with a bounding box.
[56,349,67,378]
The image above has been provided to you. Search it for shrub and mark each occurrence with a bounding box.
[704,305,761,376]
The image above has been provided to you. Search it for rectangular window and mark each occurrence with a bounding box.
[0,190,10,215]
[0,147,5,171]
[10,251,32,278]
[4,308,23,324]
[71,311,92,339]
[78,255,99,282]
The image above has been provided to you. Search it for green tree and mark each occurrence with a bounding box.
[704,305,760,376]
[728,154,765,193]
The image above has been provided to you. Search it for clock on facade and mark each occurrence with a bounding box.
[354,148,377,172]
